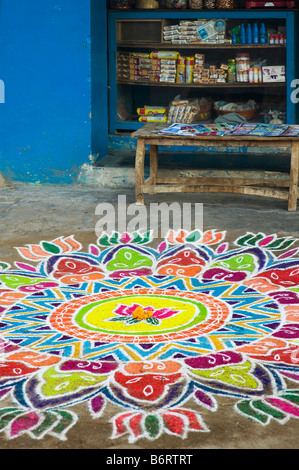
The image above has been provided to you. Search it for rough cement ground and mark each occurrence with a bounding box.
[0,173,8,189]
[0,182,298,450]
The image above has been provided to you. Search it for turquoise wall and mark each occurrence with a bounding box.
[0,0,108,183]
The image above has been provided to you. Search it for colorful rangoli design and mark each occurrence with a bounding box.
[0,230,299,442]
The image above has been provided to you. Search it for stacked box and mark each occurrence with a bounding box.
[149,51,179,83]
[134,57,161,82]
[159,59,177,83]
[117,52,131,81]
[163,24,180,42]
[192,54,228,84]
[137,106,168,123]
[117,52,161,83]
[117,50,231,85]
[163,21,206,45]
[117,51,182,84]
[215,68,227,83]
[163,20,229,45]
[193,54,205,83]
[217,63,228,83]
[130,53,160,82]
[194,53,205,67]
[193,67,228,84]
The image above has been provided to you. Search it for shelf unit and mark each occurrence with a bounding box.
[117,43,286,48]
[117,80,285,87]
[108,9,299,133]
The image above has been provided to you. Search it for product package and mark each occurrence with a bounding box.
[138,115,167,123]
[137,106,167,116]
[196,20,226,41]
[282,125,299,136]
[262,66,285,83]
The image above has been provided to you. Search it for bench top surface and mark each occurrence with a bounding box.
[131,123,299,142]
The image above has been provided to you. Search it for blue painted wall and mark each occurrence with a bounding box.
[0,0,108,183]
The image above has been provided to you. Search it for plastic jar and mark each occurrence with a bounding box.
[135,0,159,7]
[236,53,250,82]
[110,0,133,8]
[216,0,234,8]
[189,0,204,8]
[228,59,236,82]
[204,0,216,8]
[166,0,188,8]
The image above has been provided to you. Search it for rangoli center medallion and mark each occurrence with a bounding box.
[49,288,231,343]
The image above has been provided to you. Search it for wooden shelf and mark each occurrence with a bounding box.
[118,80,286,87]
[109,11,296,133]
[117,42,286,49]
[109,8,299,11]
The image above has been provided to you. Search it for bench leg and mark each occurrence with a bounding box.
[288,142,299,211]
[135,137,145,205]
[150,144,158,186]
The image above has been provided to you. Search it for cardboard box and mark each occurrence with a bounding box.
[262,66,285,83]
[196,20,226,42]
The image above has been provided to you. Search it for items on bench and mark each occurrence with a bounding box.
[131,123,299,211]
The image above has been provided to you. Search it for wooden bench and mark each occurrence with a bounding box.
[131,123,299,211]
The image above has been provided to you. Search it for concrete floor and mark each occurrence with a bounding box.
[1,181,298,246]
[0,181,298,449]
